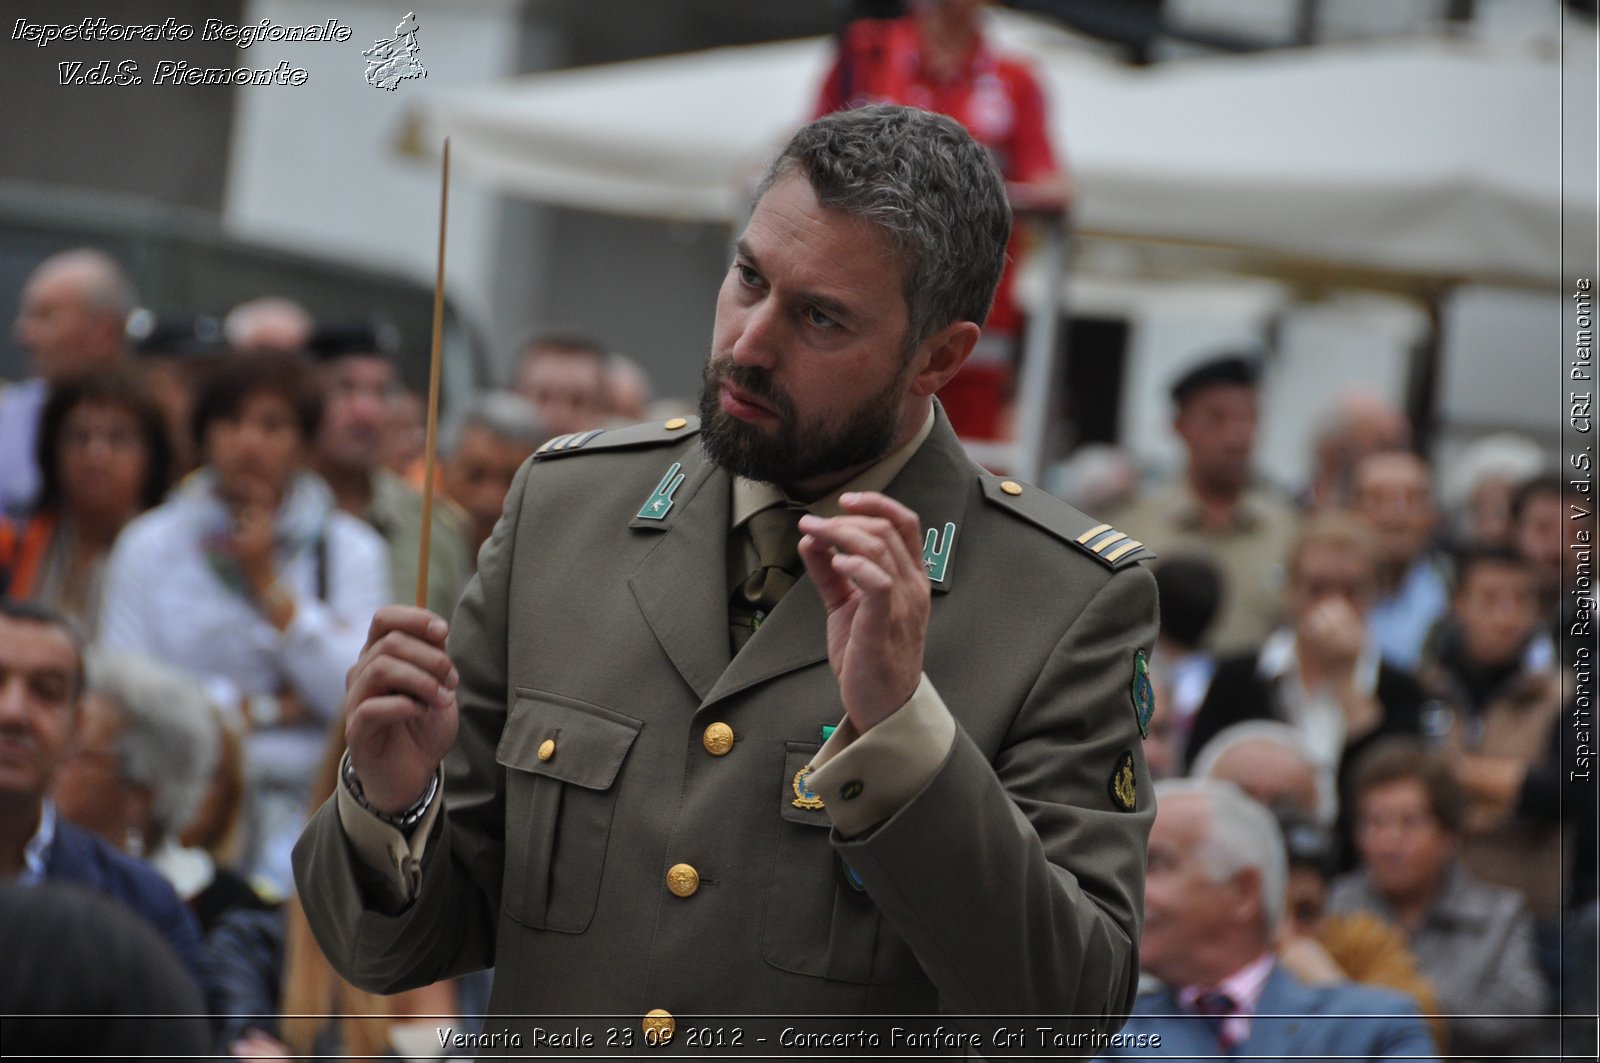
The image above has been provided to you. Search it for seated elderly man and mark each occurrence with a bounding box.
[0,599,204,990]
[1192,719,1335,826]
[1100,779,1436,1062]
[53,648,268,935]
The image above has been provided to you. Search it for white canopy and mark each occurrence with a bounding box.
[403,12,1590,286]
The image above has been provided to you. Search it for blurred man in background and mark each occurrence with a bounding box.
[1350,450,1450,670]
[512,331,610,440]
[440,391,544,557]
[3,249,136,517]
[0,599,205,989]
[311,326,473,616]
[1112,354,1299,654]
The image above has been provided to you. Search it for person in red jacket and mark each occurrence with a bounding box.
[814,0,1070,441]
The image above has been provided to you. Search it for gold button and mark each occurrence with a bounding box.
[666,863,700,897]
[702,722,734,756]
[643,1008,676,1044]
[664,417,688,430]
[1000,480,1023,496]
[537,739,556,762]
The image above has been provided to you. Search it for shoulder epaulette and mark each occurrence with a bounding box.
[531,416,700,461]
[978,475,1155,570]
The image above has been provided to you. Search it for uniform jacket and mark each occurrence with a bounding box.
[296,410,1159,1053]
[1102,963,1439,1062]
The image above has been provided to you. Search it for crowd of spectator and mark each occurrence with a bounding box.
[0,243,1592,1060]
[1113,351,1595,1061]
[0,248,652,1058]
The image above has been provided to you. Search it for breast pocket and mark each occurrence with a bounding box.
[759,743,924,986]
[495,690,642,933]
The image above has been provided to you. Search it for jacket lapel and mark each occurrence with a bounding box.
[627,446,733,702]
[1240,963,1306,1055]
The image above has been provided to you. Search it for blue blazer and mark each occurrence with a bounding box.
[1102,964,1439,1062]
[45,819,207,992]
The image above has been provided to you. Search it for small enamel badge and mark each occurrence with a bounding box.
[1130,649,1155,739]
[791,764,825,810]
[922,521,956,583]
[636,462,685,521]
[1109,750,1137,812]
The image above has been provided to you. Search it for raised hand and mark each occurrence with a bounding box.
[343,605,459,814]
[797,492,929,733]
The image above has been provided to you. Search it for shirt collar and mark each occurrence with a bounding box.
[730,407,934,530]
[18,799,55,886]
[1177,950,1275,1016]
[1256,626,1381,693]
[1165,478,1267,532]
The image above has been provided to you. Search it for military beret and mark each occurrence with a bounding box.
[1170,352,1262,406]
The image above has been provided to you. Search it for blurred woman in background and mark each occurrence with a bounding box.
[0,370,172,635]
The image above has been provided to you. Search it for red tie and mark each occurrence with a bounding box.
[1193,990,1239,1053]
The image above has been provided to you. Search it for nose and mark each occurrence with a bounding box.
[0,675,26,724]
[728,299,780,370]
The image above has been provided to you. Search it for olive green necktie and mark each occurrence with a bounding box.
[729,505,804,652]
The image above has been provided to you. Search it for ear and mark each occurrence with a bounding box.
[1230,866,1266,925]
[908,321,981,399]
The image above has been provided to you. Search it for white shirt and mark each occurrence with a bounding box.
[1256,627,1381,774]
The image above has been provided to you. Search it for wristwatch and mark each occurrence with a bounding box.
[341,752,438,833]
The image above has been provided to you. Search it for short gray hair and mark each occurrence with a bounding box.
[1153,778,1287,934]
[442,390,545,454]
[1191,720,1337,826]
[755,105,1011,350]
[85,649,220,842]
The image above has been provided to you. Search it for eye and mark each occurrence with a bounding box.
[804,306,839,330]
[734,262,763,289]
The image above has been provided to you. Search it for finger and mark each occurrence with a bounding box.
[363,629,458,685]
[356,652,456,708]
[367,605,449,648]
[838,491,923,560]
[798,515,915,580]
[346,694,434,739]
[831,550,895,595]
[799,533,856,610]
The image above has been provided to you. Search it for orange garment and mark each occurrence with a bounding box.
[0,510,58,600]
[1319,911,1448,1051]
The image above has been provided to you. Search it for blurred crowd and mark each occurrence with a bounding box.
[1,1,1594,1049]
[1,232,1591,1060]
[0,248,671,1059]
[1092,354,1595,1061]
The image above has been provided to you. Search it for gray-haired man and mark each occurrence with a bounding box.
[297,105,1158,1051]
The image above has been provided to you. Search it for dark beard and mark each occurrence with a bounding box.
[697,358,903,490]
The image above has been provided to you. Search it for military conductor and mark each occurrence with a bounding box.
[295,105,1159,1054]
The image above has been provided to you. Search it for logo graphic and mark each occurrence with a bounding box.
[921,521,956,583]
[364,12,426,91]
[636,462,686,521]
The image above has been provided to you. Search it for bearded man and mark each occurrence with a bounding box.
[295,105,1158,1052]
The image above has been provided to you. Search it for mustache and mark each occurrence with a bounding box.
[707,359,794,419]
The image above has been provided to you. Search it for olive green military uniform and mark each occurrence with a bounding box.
[295,407,1159,1056]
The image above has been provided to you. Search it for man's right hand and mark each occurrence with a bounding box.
[344,605,460,814]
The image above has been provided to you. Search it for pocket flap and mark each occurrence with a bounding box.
[497,690,642,790]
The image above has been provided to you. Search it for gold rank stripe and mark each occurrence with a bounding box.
[1088,531,1128,555]
[1105,539,1145,563]
[1075,523,1112,545]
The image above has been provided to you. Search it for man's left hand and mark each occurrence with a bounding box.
[798,492,928,733]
